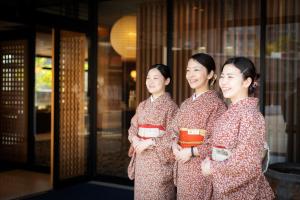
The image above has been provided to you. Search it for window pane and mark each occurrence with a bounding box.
[35,32,52,168]
[97,0,166,178]
[172,0,260,103]
[266,0,300,164]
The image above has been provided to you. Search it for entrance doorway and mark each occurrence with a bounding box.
[0,22,52,200]
[0,23,89,199]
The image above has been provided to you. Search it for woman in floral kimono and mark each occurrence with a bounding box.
[171,53,227,200]
[201,57,275,199]
[128,64,178,200]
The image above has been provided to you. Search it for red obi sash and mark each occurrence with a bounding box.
[178,128,206,148]
[137,124,165,139]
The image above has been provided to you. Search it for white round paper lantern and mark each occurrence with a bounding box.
[110,16,137,60]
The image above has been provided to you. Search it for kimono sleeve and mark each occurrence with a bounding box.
[153,104,178,163]
[166,108,180,140]
[128,102,144,143]
[196,101,226,159]
[211,114,265,194]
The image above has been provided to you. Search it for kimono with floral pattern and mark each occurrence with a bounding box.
[128,93,178,200]
[170,90,226,200]
[210,97,275,200]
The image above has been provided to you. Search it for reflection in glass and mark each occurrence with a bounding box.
[97,0,166,178]
[172,0,260,103]
[35,32,52,168]
[266,0,300,164]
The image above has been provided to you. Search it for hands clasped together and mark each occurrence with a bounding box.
[172,139,212,176]
[172,140,193,163]
[132,136,156,154]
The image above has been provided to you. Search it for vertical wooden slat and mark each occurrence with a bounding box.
[197,0,202,53]
[235,0,240,55]
[219,0,223,64]
[229,0,235,57]
[265,0,272,107]
[269,0,276,105]
[204,1,208,54]
[151,3,156,64]
[191,1,196,53]
[173,0,179,103]
[296,0,300,161]
[142,5,147,101]
[284,0,293,158]
[207,0,212,53]
[243,0,248,56]
[157,4,162,62]
[222,0,227,58]
[136,1,167,103]
[178,0,184,103]
[253,0,259,59]
[163,2,168,65]
[182,1,190,102]
[136,6,142,105]
[216,0,222,69]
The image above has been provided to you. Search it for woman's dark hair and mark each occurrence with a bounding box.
[189,53,216,85]
[222,56,259,95]
[148,64,171,81]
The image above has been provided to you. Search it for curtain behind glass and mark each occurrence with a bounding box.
[266,0,300,163]
[172,0,260,103]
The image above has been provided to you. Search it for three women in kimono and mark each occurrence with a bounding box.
[128,64,178,200]
[171,53,227,199]
[201,57,275,199]
[128,55,274,200]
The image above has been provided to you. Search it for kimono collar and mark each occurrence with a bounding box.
[192,90,210,101]
[150,92,170,103]
[229,97,259,109]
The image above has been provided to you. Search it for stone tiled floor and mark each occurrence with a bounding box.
[0,130,129,200]
[96,131,131,178]
[0,170,51,200]
[34,131,131,178]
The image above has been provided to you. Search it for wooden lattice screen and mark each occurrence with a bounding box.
[57,31,87,179]
[136,1,167,103]
[172,0,260,104]
[0,40,28,163]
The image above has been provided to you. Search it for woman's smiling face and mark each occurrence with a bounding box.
[219,63,251,103]
[186,59,212,93]
[146,68,168,97]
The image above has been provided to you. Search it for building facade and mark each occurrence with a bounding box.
[0,0,299,198]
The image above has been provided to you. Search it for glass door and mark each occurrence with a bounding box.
[97,0,167,178]
[52,29,89,186]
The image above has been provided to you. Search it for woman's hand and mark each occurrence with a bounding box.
[172,140,182,157]
[135,139,155,154]
[176,148,192,163]
[132,136,140,149]
[201,157,212,176]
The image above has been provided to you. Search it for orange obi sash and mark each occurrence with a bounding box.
[137,124,165,139]
[178,128,206,148]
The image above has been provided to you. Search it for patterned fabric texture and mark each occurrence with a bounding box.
[128,93,178,200]
[170,90,227,200]
[210,97,275,200]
